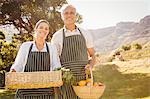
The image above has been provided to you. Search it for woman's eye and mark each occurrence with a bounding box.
[39,27,43,29]
[44,28,47,30]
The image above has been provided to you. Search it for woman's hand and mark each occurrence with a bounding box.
[10,69,16,72]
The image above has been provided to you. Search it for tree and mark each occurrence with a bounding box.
[0,30,5,40]
[0,0,66,35]
[0,0,83,37]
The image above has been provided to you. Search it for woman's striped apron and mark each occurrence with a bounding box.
[15,43,54,99]
[59,28,88,99]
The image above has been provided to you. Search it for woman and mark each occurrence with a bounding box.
[10,20,61,99]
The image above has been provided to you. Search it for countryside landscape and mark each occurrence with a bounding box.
[0,0,150,99]
[1,15,150,99]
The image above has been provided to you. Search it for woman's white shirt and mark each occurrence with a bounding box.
[10,41,61,72]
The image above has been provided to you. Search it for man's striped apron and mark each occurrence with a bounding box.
[59,28,88,99]
[15,43,54,99]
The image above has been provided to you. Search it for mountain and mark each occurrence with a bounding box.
[90,15,150,52]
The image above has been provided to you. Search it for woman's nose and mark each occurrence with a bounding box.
[40,29,47,32]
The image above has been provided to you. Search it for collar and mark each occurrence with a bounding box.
[63,25,78,32]
[33,41,47,51]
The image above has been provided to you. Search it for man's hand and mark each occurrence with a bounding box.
[87,48,95,68]
[10,69,16,72]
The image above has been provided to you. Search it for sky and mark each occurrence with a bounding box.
[67,0,150,29]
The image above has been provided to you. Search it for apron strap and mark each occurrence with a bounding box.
[29,43,33,53]
[26,43,33,60]
[45,43,50,54]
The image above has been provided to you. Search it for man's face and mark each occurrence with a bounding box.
[62,7,76,25]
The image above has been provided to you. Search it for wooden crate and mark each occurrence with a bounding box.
[5,71,63,89]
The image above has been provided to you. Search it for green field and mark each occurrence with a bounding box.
[94,64,150,99]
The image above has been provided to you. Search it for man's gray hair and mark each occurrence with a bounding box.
[60,4,77,15]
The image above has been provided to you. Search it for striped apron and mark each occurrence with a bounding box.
[15,43,54,99]
[59,28,88,99]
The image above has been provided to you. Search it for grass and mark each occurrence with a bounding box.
[0,89,15,99]
[0,64,149,99]
[93,64,150,99]
[1,64,150,99]
[122,48,150,60]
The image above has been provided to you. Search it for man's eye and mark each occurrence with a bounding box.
[64,12,68,15]
[64,12,75,15]
[70,12,75,15]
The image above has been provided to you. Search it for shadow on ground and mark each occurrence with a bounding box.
[94,64,150,99]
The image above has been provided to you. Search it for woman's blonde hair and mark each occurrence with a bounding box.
[34,19,50,30]
[33,19,50,39]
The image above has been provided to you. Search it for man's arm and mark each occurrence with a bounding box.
[87,47,95,68]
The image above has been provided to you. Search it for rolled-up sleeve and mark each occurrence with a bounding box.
[85,30,94,48]
[51,30,63,56]
[50,44,61,71]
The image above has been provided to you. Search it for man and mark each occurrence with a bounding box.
[51,4,95,99]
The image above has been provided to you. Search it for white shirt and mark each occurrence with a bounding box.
[51,26,94,56]
[10,41,61,72]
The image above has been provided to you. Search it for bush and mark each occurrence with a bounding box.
[12,33,33,43]
[0,41,18,71]
[0,32,34,87]
[0,70,6,87]
[107,56,115,62]
[122,45,131,51]
[132,43,142,50]
[0,31,5,40]
[0,41,19,87]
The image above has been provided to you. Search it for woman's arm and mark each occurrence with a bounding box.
[10,42,30,72]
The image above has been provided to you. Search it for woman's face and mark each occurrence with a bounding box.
[35,22,49,40]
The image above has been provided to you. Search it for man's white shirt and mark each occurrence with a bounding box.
[51,26,94,56]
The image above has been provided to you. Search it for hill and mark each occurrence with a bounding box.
[90,15,150,52]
